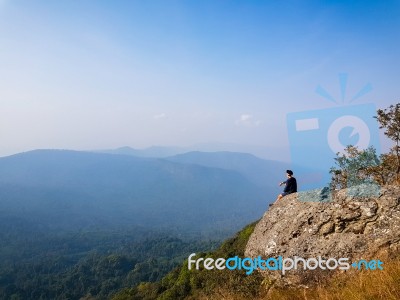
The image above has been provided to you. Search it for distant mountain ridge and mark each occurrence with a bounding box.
[165,151,289,188]
[97,144,289,161]
[0,149,285,235]
[99,146,186,158]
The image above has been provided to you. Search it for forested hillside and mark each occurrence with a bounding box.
[0,227,219,299]
[0,149,282,299]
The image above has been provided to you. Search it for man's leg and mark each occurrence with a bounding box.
[270,193,283,206]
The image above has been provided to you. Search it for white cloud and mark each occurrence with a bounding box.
[235,114,262,127]
[153,113,167,120]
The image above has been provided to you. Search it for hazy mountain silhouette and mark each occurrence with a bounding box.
[0,150,276,235]
[99,146,187,158]
[98,144,289,161]
[166,151,290,190]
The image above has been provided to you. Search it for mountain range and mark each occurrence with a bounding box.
[0,149,288,236]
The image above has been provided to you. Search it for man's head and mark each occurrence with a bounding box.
[286,170,293,177]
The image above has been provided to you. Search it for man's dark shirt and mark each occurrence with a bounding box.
[283,177,297,193]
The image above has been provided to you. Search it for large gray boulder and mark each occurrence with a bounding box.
[245,185,400,286]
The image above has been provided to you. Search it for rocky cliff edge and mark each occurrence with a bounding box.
[245,185,400,286]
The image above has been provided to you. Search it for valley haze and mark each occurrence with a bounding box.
[0,147,287,236]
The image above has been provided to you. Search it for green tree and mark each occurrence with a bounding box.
[330,145,380,190]
[375,103,400,182]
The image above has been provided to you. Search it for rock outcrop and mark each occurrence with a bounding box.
[245,185,400,286]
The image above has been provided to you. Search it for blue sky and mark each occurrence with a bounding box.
[0,0,399,159]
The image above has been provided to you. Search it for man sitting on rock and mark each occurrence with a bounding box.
[270,170,297,206]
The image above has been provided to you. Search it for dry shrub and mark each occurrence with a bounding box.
[201,254,400,300]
